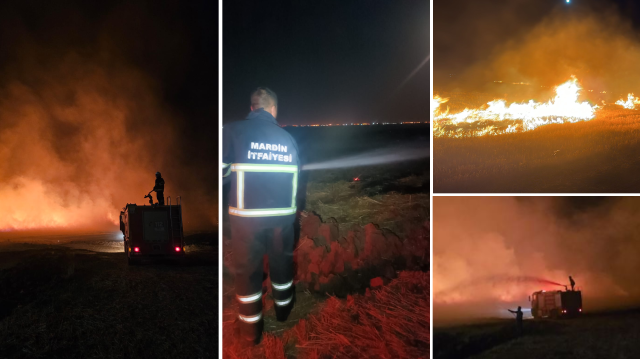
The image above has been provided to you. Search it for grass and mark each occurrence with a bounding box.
[434,309,640,359]
[0,233,218,359]
[303,164,430,238]
[434,104,640,193]
[223,271,430,359]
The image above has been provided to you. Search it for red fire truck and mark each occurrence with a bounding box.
[119,196,184,265]
[530,289,582,319]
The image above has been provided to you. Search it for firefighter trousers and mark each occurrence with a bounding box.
[156,191,164,205]
[230,215,295,332]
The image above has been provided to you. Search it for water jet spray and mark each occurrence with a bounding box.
[301,146,429,171]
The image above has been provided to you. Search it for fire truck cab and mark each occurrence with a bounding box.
[119,197,184,265]
[530,289,582,319]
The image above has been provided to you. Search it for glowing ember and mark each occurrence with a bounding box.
[433,78,597,137]
[615,94,640,109]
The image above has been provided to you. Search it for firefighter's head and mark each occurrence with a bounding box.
[518,306,521,311]
[251,87,278,118]
[156,171,161,178]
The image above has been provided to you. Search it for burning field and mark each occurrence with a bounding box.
[434,2,640,193]
[433,196,640,358]
[0,1,218,234]
[0,55,218,231]
[433,83,640,193]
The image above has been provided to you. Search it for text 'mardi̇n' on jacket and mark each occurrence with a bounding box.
[222,108,300,219]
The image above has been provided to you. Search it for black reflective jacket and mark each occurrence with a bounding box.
[154,177,165,192]
[223,109,300,218]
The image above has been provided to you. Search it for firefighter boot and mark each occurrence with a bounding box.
[275,290,295,322]
[237,317,264,345]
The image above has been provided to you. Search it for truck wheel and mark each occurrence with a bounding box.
[128,255,139,266]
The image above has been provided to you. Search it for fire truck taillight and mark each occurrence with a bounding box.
[579,308,582,312]
[134,247,140,252]
[175,247,181,252]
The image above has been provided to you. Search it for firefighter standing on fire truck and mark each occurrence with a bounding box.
[222,88,299,344]
[153,172,165,205]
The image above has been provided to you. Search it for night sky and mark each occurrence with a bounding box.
[435,0,640,88]
[223,1,430,125]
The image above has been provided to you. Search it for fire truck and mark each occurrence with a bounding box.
[530,289,582,319]
[119,196,184,265]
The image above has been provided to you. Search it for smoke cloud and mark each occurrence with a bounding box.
[0,1,217,232]
[438,1,640,99]
[434,197,640,325]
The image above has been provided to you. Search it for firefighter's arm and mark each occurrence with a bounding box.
[222,125,233,178]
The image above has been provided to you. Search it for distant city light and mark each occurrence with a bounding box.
[280,121,427,127]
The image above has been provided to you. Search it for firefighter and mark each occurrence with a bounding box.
[153,172,165,205]
[569,276,575,291]
[223,87,299,344]
[507,306,524,335]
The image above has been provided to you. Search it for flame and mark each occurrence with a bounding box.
[615,93,640,109]
[432,95,449,117]
[432,95,450,136]
[433,78,598,137]
[0,177,119,231]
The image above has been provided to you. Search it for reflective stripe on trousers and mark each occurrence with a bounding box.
[274,295,293,307]
[231,216,295,324]
[238,312,263,323]
[237,291,262,304]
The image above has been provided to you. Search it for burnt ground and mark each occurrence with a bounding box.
[434,105,640,193]
[0,232,218,359]
[434,308,640,359]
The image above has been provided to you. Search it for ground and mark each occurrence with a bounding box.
[433,90,640,193]
[433,309,640,359]
[222,163,431,358]
[0,231,218,359]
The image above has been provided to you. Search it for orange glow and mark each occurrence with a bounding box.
[0,56,202,232]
